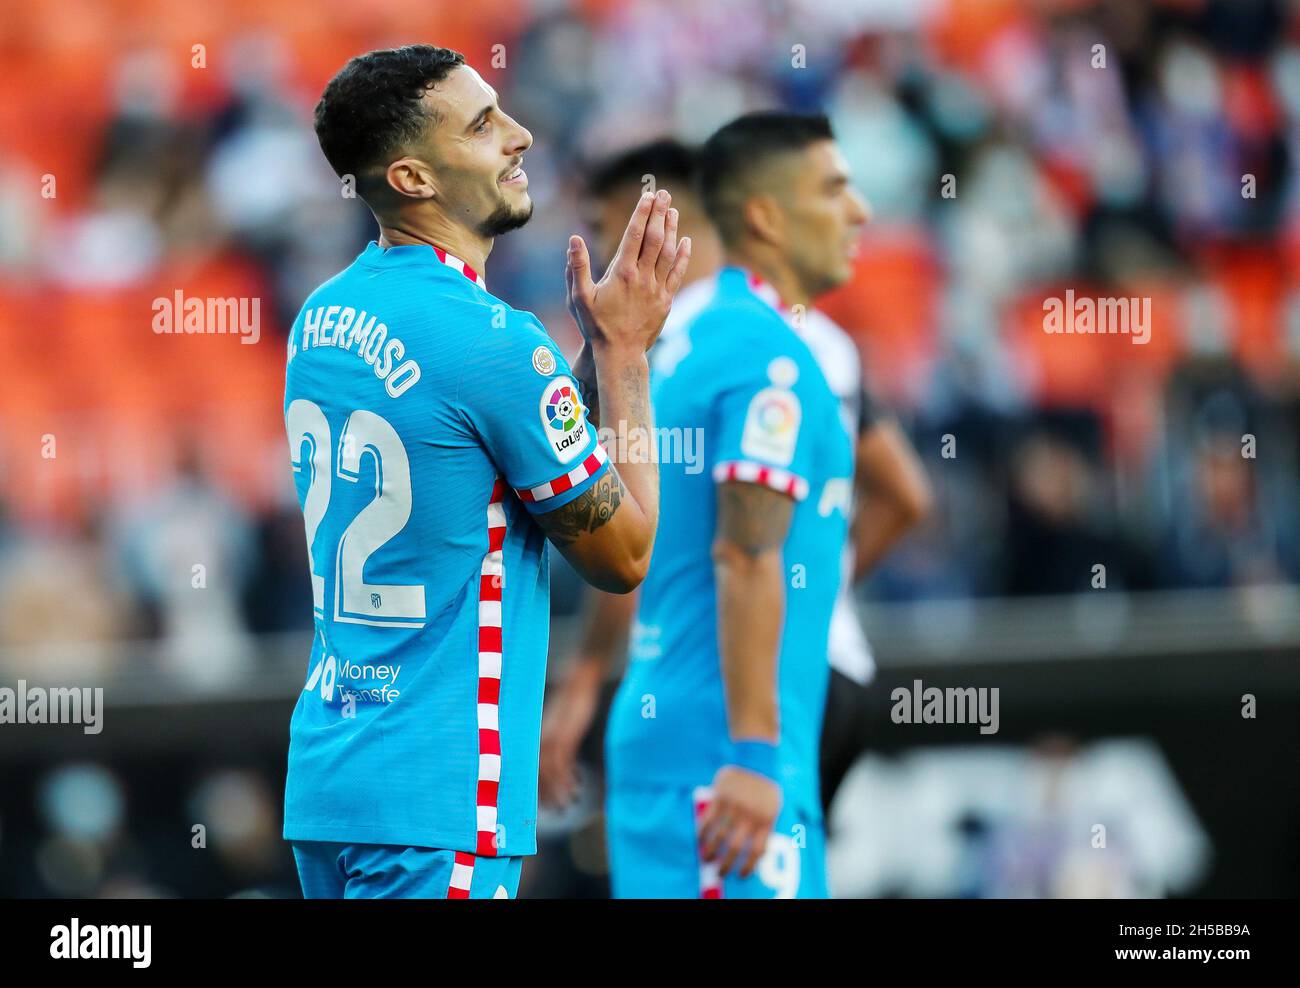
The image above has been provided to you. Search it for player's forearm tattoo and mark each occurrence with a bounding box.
[579,348,652,444]
[716,483,794,557]
[540,468,624,546]
[614,363,651,445]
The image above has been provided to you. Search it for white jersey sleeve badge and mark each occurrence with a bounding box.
[531,345,556,376]
[539,376,591,463]
[740,386,801,467]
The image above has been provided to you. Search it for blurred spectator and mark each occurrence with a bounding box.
[0,508,138,678]
[109,444,256,688]
[1161,430,1295,587]
[188,769,282,886]
[1003,428,1129,596]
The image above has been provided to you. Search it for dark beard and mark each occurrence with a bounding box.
[478,198,534,237]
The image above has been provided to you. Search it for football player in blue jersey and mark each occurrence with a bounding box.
[543,137,931,866]
[600,112,870,898]
[282,45,691,898]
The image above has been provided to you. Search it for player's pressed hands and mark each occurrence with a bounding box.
[539,190,689,592]
[698,766,782,879]
[565,189,692,355]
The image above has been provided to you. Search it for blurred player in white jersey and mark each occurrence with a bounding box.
[539,138,932,826]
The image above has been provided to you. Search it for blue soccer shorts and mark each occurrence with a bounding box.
[292,841,524,899]
[605,784,828,899]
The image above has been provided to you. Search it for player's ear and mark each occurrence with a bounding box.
[385,158,438,200]
[742,193,785,247]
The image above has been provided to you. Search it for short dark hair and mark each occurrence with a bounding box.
[698,111,835,244]
[584,139,698,201]
[314,45,466,190]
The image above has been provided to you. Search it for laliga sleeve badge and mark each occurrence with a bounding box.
[539,376,589,463]
[532,345,557,376]
[740,386,801,467]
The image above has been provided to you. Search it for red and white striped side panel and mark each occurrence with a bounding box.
[476,479,507,856]
[447,850,475,899]
[514,444,608,505]
[693,786,724,899]
[712,459,809,502]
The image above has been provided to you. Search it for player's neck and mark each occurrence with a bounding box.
[377,217,492,278]
[725,247,811,310]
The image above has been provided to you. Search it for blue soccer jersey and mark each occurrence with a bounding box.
[605,267,855,818]
[282,241,608,858]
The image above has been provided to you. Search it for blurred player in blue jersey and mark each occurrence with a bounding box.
[537,142,724,812]
[282,45,691,898]
[541,145,931,836]
[599,113,868,898]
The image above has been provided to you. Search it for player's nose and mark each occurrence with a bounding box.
[503,114,532,155]
[848,188,871,226]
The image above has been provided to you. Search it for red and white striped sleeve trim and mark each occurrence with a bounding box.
[712,459,809,501]
[513,444,609,505]
[475,479,506,857]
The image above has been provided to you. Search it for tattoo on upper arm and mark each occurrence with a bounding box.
[716,482,795,556]
[537,468,624,546]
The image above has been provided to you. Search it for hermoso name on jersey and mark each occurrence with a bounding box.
[289,303,422,399]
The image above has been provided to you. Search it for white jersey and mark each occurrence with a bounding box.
[793,308,876,686]
[650,276,715,377]
[653,276,876,686]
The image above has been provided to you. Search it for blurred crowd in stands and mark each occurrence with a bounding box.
[0,0,1297,895]
[3,0,1299,659]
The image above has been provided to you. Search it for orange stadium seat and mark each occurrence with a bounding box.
[0,247,291,523]
[817,225,941,410]
[1008,277,1186,413]
[1199,243,1287,382]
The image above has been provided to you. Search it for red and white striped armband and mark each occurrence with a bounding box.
[513,444,610,508]
[712,459,809,501]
